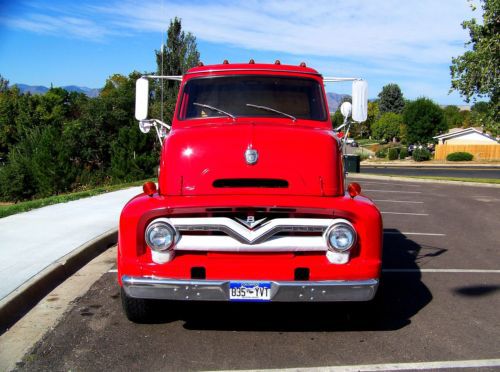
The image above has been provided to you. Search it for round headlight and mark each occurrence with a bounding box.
[145,219,177,252]
[326,222,356,252]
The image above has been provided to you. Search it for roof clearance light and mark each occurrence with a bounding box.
[249,59,255,64]
[275,60,281,65]
[223,59,229,64]
[300,62,307,67]
[143,181,157,197]
[197,61,204,66]
[347,182,362,198]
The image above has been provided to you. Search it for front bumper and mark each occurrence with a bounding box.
[122,275,378,302]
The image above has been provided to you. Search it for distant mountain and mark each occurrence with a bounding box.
[13,85,365,107]
[15,84,49,95]
[14,84,101,98]
[326,92,351,113]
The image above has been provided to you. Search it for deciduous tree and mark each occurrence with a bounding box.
[403,98,447,144]
[450,0,499,134]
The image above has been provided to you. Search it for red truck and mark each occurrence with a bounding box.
[118,61,382,322]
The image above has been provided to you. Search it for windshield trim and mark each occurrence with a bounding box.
[177,74,328,123]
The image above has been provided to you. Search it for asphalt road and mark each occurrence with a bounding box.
[14,180,500,371]
[360,165,500,179]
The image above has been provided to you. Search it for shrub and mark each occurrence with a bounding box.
[446,152,473,161]
[375,148,387,158]
[399,148,408,159]
[412,148,431,162]
[388,148,399,160]
[355,150,370,161]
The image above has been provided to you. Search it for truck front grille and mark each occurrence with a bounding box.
[168,217,334,252]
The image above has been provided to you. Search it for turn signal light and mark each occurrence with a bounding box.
[143,181,157,197]
[347,182,361,198]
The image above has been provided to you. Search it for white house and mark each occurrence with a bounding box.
[433,128,498,145]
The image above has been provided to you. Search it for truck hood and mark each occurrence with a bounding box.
[159,123,343,197]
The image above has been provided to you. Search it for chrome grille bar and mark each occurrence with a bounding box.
[170,217,334,245]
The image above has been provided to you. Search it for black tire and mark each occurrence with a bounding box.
[121,287,155,323]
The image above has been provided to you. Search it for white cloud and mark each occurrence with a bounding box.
[5,1,474,65]
[88,0,474,65]
[1,0,477,103]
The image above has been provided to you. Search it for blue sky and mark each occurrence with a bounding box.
[0,0,478,104]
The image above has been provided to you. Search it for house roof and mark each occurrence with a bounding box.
[433,127,497,142]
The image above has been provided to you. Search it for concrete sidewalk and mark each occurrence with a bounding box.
[0,187,141,302]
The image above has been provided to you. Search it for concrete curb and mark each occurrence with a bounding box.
[348,173,500,188]
[0,228,117,334]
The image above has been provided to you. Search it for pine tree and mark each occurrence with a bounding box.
[378,84,405,114]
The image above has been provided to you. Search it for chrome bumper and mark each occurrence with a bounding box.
[122,276,378,302]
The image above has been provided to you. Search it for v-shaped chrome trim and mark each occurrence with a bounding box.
[169,217,335,245]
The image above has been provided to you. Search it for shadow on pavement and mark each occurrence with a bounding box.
[454,285,500,297]
[147,229,434,332]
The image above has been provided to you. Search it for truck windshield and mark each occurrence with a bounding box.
[180,76,326,121]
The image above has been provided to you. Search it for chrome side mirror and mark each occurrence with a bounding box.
[352,80,368,122]
[135,77,149,121]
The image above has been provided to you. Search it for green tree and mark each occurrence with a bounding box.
[403,98,447,144]
[0,86,20,159]
[378,84,405,114]
[153,17,200,123]
[0,74,9,93]
[442,105,464,129]
[331,110,344,129]
[371,112,404,142]
[450,0,499,133]
[364,101,380,138]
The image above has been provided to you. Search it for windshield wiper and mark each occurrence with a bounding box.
[246,103,296,122]
[193,102,236,121]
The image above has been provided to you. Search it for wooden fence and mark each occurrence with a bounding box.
[434,144,500,160]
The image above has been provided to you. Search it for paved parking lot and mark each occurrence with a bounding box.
[12,179,500,371]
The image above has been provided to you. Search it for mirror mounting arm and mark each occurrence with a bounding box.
[140,119,171,146]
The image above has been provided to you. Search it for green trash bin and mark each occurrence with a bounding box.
[343,154,360,173]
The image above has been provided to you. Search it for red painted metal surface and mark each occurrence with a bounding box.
[118,62,383,295]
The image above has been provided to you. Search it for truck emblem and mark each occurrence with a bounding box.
[245,148,259,165]
[235,216,267,229]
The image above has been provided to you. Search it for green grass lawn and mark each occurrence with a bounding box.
[356,139,379,146]
[0,178,155,219]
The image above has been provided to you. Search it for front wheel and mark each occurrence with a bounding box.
[121,287,155,323]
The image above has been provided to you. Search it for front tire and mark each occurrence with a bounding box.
[121,287,155,323]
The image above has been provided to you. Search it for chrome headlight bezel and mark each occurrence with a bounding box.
[145,218,178,252]
[325,220,357,252]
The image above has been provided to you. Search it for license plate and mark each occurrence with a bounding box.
[229,282,271,302]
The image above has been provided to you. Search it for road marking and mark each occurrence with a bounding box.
[364,189,421,194]
[381,212,429,216]
[384,269,500,273]
[374,199,424,204]
[357,181,421,187]
[384,232,446,236]
[228,358,500,372]
[108,269,118,273]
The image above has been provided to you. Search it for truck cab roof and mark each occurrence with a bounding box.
[184,62,322,78]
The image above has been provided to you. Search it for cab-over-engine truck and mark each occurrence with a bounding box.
[118,61,382,322]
